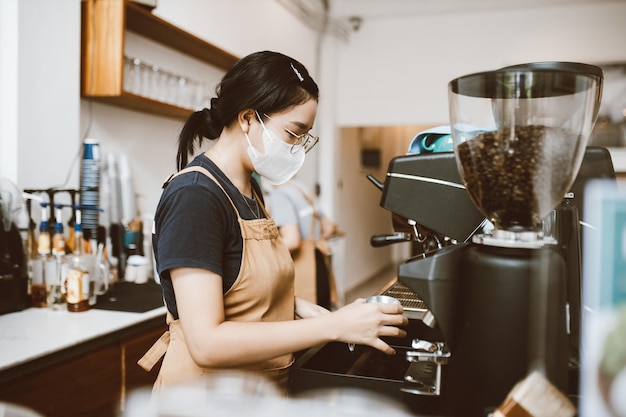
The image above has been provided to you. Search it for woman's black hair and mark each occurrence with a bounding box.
[176,51,319,170]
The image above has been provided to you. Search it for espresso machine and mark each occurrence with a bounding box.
[394,64,604,416]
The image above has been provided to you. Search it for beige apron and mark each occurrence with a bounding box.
[138,166,295,394]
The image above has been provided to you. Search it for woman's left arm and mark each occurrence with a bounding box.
[295,296,330,318]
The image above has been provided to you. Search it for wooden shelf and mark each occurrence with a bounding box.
[89,91,194,120]
[81,0,239,120]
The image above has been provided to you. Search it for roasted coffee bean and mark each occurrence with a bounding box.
[457,125,581,231]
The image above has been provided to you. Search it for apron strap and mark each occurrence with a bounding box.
[164,165,244,219]
[252,187,271,219]
[137,330,171,372]
[137,311,176,372]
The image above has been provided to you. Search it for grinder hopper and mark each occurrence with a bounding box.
[450,65,601,240]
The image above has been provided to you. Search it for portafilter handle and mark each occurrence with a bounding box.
[406,340,450,364]
[412,339,438,352]
[370,232,412,247]
[366,174,384,191]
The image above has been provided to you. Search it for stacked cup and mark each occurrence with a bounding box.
[79,138,101,238]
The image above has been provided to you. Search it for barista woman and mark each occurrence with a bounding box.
[138,51,407,394]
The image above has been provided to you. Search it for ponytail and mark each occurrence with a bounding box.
[176,106,222,171]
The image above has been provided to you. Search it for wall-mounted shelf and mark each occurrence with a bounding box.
[81,0,239,120]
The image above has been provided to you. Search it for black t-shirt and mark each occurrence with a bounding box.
[153,154,264,319]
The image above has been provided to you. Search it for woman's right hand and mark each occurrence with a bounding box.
[329,298,408,355]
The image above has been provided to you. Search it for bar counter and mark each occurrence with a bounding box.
[0,282,167,417]
[0,305,166,375]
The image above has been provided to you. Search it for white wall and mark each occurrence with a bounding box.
[13,0,81,191]
[335,2,626,126]
[0,0,19,183]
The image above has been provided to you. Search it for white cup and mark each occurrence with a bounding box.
[125,255,151,284]
[80,254,98,305]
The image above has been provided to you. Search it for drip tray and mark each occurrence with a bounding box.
[290,341,409,398]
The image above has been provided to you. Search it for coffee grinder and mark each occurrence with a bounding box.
[398,65,603,416]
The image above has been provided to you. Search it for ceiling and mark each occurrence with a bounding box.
[328,0,625,20]
[277,0,625,40]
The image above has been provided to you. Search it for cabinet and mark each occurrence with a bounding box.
[80,0,239,120]
[0,343,121,417]
[0,318,166,417]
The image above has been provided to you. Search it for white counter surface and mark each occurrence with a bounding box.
[608,147,626,173]
[0,305,167,372]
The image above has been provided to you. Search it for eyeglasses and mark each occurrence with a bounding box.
[262,113,319,154]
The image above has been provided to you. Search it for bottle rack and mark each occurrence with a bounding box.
[80,0,239,120]
[23,188,78,227]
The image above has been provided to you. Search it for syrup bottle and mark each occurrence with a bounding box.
[66,209,90,312]
[48,204,67,310]
[31,202,50,307]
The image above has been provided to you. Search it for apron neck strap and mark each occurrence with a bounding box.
[165,166,243,218]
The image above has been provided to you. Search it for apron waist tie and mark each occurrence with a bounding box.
[137,330,170,372]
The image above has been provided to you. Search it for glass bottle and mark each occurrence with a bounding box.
[47,205,67,310]
[31,202,50,307]
[66,210,90,312]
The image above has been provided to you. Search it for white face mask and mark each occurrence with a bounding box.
[245,113,305,185]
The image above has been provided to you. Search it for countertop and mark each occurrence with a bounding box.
[0,304,166,373]
[608,147,626,173]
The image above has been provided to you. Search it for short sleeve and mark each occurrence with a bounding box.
[155,183,230,277]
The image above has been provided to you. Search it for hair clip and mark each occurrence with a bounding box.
[290,63,304,82]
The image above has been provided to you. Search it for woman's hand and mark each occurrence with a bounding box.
[278,223,301,252]
[295,296,330,319]
[329,298,408,355]
[321,217,343,240]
